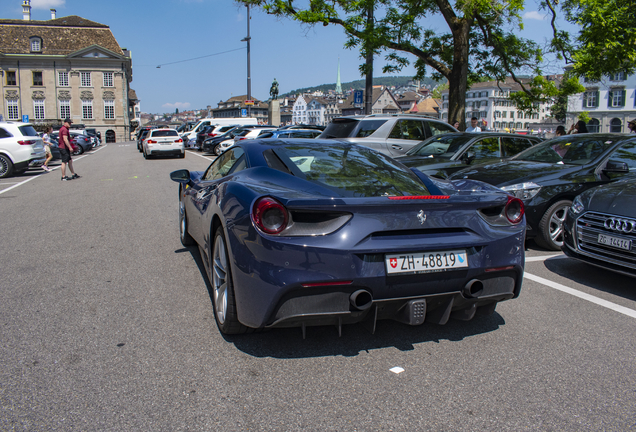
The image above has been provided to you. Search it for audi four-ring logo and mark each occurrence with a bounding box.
[604,218,636,233]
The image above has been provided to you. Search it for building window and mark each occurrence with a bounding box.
[82,99,93,119]
[588,118,600,133]
[60,100,70,119]
[81,72,91,87]
[58,71,69,87]
[30,37,42,52]
[32,71,43,86]
[610,118,622,133]
[104,100,115,119]
[7,100,19,120]
[610,72,626,81]
[502,111,507,118]
[34,100,45,120]
[583,91,599,108]
[609,89,625,107]
[103,72,114,87]
[6,71,17,86]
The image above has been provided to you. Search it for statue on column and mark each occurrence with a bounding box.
[269,78,279,100]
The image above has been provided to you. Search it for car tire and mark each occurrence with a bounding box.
[536,199,572,251]
[179,202,195,247]
[0,154,14,178]
[143,148,151,159]
[210,227,249,335]
[138,143,142,153]
[179,152,185,159]
[213,143,221,156]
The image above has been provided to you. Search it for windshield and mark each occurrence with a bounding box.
[270,144,431,197]
[151,130,179,137]
[406,134,472,158]
[513,135,614,165]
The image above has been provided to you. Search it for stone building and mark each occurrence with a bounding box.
[439,77,556,131]
[212,95,269,124]
[0,3,134,142]
[567,72,636,133]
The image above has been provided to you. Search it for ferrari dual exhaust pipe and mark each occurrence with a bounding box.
[350,290,373,311]
[462,279,484,298]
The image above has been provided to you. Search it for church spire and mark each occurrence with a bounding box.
[335,57,342,94]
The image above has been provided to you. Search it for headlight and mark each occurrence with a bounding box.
[500,182,541,201]
[570,195,585,214]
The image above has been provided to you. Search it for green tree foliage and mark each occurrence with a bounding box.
[239,0,544,126]
[543,0,636,80]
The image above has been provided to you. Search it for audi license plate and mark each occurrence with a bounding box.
[386,250,468,275]
[598,234,632,251]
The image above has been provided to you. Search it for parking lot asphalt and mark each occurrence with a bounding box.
[1,142,635,431]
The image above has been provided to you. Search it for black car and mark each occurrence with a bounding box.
[397,132,542,178]
[137,129,151,152]
[449,133,636,250]
[562,179,636,277]
[201,127,242,155]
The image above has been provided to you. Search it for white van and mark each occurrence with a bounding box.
[182,117,258,143]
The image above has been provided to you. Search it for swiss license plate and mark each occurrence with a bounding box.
[598,234,632,251]
[386,250,468,275]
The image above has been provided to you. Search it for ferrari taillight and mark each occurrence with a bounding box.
[505,196,524,224]
[252,197,288,234]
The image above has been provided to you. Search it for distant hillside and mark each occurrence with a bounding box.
[281,76,440,97]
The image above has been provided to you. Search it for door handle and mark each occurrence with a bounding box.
[391,145,403,150]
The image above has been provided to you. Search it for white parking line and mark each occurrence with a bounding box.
[525,254,566,262]
[0,144,108,195]
[524,272,636,319]
[187,151,215,161]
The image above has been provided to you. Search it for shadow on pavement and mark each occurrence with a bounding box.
[179,244,507,359]
[543,256,636,302]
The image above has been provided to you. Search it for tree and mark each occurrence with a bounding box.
[239,0,544,128]
[543,0,636,81]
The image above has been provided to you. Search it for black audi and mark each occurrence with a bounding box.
[397,132,542,178]
[449,133,636,250]
[562,179,636,277]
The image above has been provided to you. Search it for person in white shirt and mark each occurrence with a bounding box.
[465,117,482,133]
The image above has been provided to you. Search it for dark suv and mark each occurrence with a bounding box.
[319,114,457,156]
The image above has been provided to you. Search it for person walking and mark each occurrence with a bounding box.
[465,117,482,133]
[59,118,80,181]
[41,126,53,172]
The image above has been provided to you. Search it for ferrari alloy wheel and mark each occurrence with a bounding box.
[211,228,247,334]
[0,154,14,178]
[536,200,572,251]
[179,202,195,246]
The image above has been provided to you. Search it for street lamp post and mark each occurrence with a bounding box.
[241,4,252,118]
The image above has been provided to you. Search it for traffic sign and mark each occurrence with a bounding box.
[353,90,363,105]
[245,100,254,106]
[241,109,247,117]
[22,115,29,123]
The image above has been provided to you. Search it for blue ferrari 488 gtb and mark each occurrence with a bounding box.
[170,140,526,336]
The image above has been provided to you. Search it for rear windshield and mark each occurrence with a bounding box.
[269,144,431,197]
[18,125,38,137]
[407,134,472,158]
[151,130,179,137]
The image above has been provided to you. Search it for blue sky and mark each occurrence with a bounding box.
[12,0,577,113]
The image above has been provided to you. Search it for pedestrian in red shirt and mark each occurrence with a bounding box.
[59,118,80,181]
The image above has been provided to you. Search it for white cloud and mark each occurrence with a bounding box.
[523,11,547,20]
[162,102,191,110]
[31,0,66,9]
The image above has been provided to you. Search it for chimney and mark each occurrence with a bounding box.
[22,0,31,21]
[50,9,56,19]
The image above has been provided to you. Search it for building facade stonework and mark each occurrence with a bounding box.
[0,10,133,142]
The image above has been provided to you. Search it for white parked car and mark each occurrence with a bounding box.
[142,128,185,159]
[232,127,277,144]
[0,121,46,178]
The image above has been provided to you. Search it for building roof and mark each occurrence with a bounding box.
[407,98,439,115]
[0,15,124,56]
